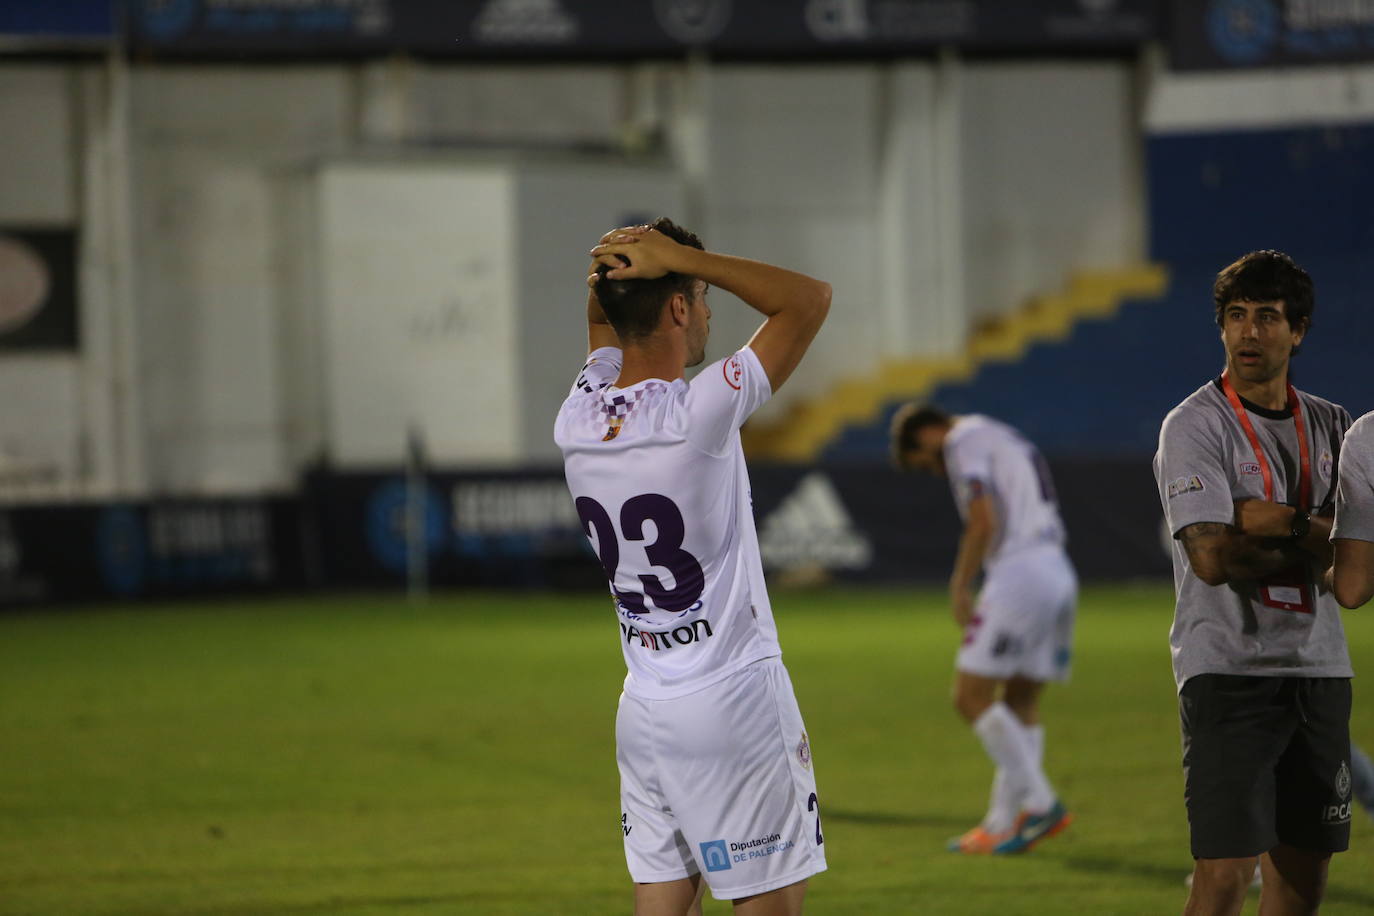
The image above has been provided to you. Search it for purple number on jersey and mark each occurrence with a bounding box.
[576,494,705,614]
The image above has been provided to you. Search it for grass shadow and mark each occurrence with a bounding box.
[1061,854,1195,887]
[825,808,969,829]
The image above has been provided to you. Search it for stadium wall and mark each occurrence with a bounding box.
[0,65,134,499]
[1,58,1143,498]
[809,59,1374,463]
[9,59,1374,497]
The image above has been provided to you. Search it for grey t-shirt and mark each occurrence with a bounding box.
[1332,411,1374,543]
[1154,378,1353,691]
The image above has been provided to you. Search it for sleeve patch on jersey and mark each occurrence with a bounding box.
[576,358,616,394]
[1167,475,1206,499]
[722,355,743,391]
[1238,462,1261,476]
[1320,451,1333,481]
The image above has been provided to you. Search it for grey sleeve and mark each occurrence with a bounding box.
[1332,417,1374,542]
[1155,407,1235,537]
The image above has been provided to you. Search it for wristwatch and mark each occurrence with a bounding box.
[1290,509,1311,541]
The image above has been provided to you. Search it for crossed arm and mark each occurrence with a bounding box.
[1178,499,1333,587]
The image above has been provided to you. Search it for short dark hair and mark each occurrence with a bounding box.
[593,217,704,343]
[889,402,951,467]
[1213,250,1314,342]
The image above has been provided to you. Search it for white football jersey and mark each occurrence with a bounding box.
[943,414,1067,573]
[555,346,780,700]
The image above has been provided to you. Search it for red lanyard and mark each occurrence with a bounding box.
[1220,370,1312,508]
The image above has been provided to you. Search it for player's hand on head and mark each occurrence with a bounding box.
[588,253,628,288]
[596,225,648,246]
[590,226,680,282]
[586,226,649,288]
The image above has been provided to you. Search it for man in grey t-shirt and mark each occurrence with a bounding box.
[1328,414,1374,820]
[1154,251,1354,916]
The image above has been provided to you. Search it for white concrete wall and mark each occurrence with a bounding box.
[314,163,520,466]
[129,67,355,494]
[879,58,965,360]
[0,64,142,500]
[698,64,885,417]
[960,61,1143,324]
[0,67,81,493]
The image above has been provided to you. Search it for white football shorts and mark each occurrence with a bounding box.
[616,656,827,900]
[957,544,1077,683]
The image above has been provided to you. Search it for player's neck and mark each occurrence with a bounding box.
[1226,366,1289,411]
[616,339,686,388]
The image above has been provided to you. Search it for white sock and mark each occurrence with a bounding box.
[972,703,1056,816]
[982,721,1046,831]
[1023,722,1045,768]
[983,767,1018,834]
[1020,722,1054,814]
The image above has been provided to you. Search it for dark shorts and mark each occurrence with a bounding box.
[1180,674,1352,859]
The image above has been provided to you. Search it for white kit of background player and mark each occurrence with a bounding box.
[554,220,831,916]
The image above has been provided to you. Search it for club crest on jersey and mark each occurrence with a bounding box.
[723,355,743,390]
[1320,451,1334,481]
[602,417,624,441]
[1167,475,1205,499]
[1238,462,1261,476]
[797,732,812,770]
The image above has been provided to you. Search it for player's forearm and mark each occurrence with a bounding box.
[1234,499,1332,563]
[1331,538,1374,608]
[1217,536,1301,583]
[1297,514,1334,567]
[950,522,992,592]
[674,247,831,321]
[587,290,620,351]
[1331,563,1374,608]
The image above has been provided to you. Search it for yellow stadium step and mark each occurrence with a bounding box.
[741,264,1170,462]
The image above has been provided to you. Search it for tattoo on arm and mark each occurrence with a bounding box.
[1179,522,1229,544]
[1177,521,1294,584]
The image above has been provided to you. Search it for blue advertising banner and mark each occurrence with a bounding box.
[1170,0,1374,70]
[0,1,113,39]
[0,498,305,606]
[307,459,1171,591]
[125,0,1161,58]
[0,458,1169,607]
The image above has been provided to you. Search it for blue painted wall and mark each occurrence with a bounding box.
[824,122,1374,463]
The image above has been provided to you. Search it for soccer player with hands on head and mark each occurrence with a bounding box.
[556,219,830,916]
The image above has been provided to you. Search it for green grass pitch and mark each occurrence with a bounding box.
[2,584,1372,914]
